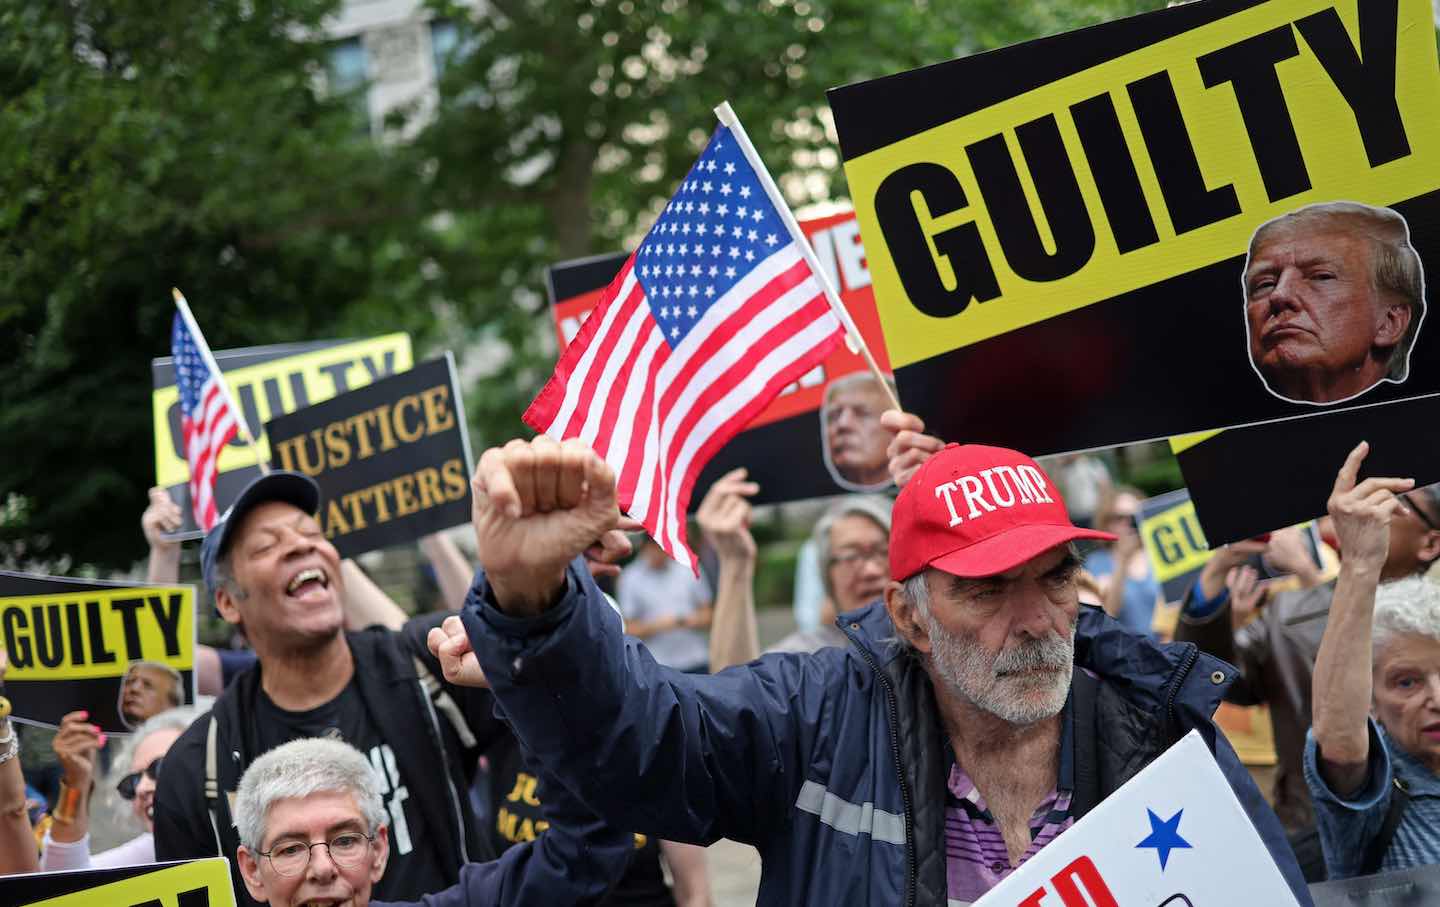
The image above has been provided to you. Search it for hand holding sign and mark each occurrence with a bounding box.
[882,409,944,489]
[473,436,621,616]
[1326,441,1412,574]
[52,710,103,790]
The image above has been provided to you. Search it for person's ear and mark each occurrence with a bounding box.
[371,825,391,882]
[215,584,244,625]
[884,578,932,656]
[1418,529,1440,568]
[1374,302,1412,350]
[237,846,269,903]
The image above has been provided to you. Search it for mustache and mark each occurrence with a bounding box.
[991,632,1073,676]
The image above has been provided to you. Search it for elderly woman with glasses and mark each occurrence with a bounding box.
[235,737,630,907]
[41,705,202,871]
[1307,445,1440,879]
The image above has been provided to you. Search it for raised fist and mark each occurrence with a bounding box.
[472,436,622,615]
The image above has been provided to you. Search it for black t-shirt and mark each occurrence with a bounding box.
[254,681,449,904]
[486,733,675,907]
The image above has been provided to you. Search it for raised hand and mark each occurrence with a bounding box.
[52,711,104,789]
[881,409,944,489]
[1326,441,1412,576]
[141,486,183,550]
[1224,564,1265,622]
[426,616,489,688]
[472,436,621,615]
[696,468,759,564]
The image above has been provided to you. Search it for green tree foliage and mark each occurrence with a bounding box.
[1,0,1161,569]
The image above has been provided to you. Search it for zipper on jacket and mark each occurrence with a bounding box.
[845,624,919,907]
[1163,642,1200,733]
[416,677,472,866]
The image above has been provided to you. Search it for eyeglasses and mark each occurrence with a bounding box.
[116,758,162,801]
[1399,493,1440,532]
[829,546,888,570]
[259,831,374,877]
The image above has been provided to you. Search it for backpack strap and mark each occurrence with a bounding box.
[1069,667,1102,820]
[204,715,225,853]
[413,655,478,750]
[1359,775,1410,876]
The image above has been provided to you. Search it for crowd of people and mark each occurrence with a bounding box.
[2,409,1439,906]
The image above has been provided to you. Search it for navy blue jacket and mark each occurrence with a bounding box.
[462,561,1311,905]
[376,772,632,907]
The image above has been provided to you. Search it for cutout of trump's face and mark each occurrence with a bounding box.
[821,374,894,490]
[1243,202,1424,406]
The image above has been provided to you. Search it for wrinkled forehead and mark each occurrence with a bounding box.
[825,378,887,406]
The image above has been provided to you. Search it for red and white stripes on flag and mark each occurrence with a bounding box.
[171,311,240,530]
[524,123,844,569]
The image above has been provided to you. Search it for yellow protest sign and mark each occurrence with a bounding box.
[151,333,413,488]
[11,858,234,907]
[839,0,1440,368]
[0,586,193,682]
[829,0,1440,462]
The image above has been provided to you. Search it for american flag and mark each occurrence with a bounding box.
[525,123,845,569]
[171,310,240,531]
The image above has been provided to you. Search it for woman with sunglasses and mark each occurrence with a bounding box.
[41,705,201,871]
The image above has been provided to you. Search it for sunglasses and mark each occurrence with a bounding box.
[117,757,162,801]
[1400,493,1440,532]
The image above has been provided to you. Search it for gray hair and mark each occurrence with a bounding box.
[211,551,248,605]
[103,706,204,831]
[1372,576,1440,656]
[234,738,387,851]
[1249,201,1426,381]
[814,495,893,600]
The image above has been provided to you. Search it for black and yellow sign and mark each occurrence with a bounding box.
[1138,490,1215,603]
[829,0,1440,455]
[264,354,473,557]
[151,333,413,538]
[0,572,195,733]
[0,858,235,907]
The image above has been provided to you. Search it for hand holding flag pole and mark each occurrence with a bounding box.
[171,288,269,477]
[713,101,900,413]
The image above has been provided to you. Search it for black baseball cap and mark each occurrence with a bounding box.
[200,471,321,604]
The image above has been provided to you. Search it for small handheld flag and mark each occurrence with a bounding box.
[525,107,859,569]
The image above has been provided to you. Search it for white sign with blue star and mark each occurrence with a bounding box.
[972,731,1299,906]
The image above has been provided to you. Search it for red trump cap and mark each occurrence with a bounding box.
[889,444,1115,581]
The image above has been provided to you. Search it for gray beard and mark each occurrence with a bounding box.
[926,616,1075,726]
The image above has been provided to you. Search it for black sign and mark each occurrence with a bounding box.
[1175,394,1440,545]
[264,355,473,557]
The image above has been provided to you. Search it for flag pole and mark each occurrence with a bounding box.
[713,101,900,413]
[172,288,270,475]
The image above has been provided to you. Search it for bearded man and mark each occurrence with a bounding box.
[427,438,1309,906]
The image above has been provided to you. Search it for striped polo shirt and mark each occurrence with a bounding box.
[944,696,1076,904]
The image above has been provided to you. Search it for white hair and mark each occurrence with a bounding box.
[1372,576,1440,656]
[814,495,894,599]
[234,738,387,851]
[822,371,899,405]
[102,705,204,832]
